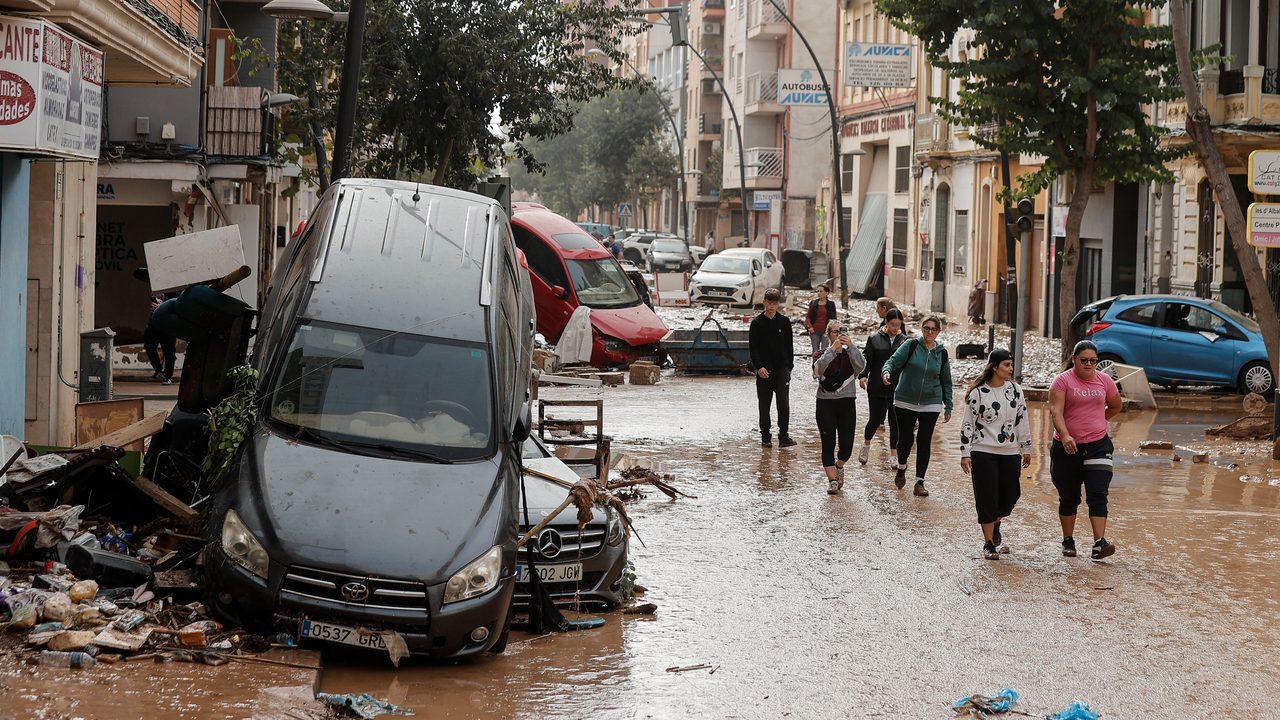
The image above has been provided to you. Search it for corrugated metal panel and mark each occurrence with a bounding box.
[845,193,887,294]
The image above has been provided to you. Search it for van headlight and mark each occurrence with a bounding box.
[221,509,269,579]
[443,546,503,604]
[606,512,625,547]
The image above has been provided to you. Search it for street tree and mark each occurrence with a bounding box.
[876,0,1188,358]
[1168,0,1280,405]
[276,0,639,189]
[626,129,680,228]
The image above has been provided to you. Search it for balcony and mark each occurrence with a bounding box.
[746,0,786,40]
[39,0,203,84]
[744,72,782,115]
[915,113,950,155]
[744,146,782,189]
[699,113,723,140]
[205,86,268,158]
[1164,66,1280,129]
[702,0,724,20]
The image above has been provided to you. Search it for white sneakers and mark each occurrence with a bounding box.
[857,444,870,465]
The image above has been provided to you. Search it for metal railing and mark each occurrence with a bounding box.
[915,113,950,153]
[744,72,779,106]
[747,0,786,31]
[699,113,722,135]
[744,146,783,179]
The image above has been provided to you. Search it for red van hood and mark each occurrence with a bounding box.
[589,303,668,345]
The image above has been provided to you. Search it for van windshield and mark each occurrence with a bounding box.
[267,320,494,461]
[566,258,641,309]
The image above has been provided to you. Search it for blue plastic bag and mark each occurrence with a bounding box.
[952,687,1019,715]
[1049,700,1100,720]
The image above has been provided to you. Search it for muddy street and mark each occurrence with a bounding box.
[312,369,1280,719]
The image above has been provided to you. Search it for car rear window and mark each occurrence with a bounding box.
[554,233,600,250]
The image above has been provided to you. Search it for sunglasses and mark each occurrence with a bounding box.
[1077,357,1098,365]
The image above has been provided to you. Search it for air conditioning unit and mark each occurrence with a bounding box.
[703,23,722,35]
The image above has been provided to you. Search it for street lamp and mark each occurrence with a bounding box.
[263,0,365,183]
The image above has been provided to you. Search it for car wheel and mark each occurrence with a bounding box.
[1095,353,1122,380]
[1239,361,1275,396]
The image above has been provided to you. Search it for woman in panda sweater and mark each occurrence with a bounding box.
[959,349,1032,560]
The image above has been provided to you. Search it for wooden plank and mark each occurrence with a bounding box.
[133,476,199,521]
[75,399,146,452]
[538,374,603,387]
[72,411,167,451]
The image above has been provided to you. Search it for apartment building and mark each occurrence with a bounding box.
[683,0,726,248]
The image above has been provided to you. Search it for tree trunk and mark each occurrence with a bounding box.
[1170,0,1280,389]
[1059,162,1095,364]
[300,25,329,191]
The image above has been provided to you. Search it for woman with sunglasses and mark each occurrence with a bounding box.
[960,349,1031,559]
[880,316,953,497]
[1049,340,1122,560]
[813,321,866,494]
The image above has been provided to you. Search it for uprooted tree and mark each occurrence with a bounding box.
[876,0,1189,359]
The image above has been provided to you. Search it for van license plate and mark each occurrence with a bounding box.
[516,563,583,583]
[300,620,388,650]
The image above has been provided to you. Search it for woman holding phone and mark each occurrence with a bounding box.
[813,321,866,494]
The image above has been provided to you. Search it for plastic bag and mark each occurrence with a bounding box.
[1049,701,1100,720]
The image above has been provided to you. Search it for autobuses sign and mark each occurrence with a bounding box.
[777,69,832,107]
[0,15,102,160]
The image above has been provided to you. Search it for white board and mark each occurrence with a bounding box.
[144,226,247,295]
[1111,363,1157,410]
[655,272,690,307]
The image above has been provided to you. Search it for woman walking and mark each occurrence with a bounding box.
[1049,340,1122,559]
[960,349,1031,560]
[880,316,953,497]
[858,308,907,465]
[814,321,866,494]
[805,284,837,357]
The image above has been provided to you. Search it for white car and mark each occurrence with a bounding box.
[689,251,784,306]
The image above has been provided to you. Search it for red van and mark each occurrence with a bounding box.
[510,203,667,367]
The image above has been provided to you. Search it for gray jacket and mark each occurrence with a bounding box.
[813,344,867,399]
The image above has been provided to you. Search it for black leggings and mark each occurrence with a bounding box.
[816,397,856,468]
[970,451,1022,524]
[1050,437,1114,517]
[864,394,899,448]
[895,406,940,480]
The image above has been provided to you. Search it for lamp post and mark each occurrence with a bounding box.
[763,0,850,307]
[263,0,364,182]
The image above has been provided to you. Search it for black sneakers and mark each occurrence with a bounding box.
[778,437,798,448]
[1061,537,1077,557]
[893,467,907,488]
[992,522,1002,548]
[983,541,999,560]
[1091,538,1116,560]
[761,438,772,448]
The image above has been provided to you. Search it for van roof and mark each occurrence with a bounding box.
[305,179,501,343]
[511,204,611,260]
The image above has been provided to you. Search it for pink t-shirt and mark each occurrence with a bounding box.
[1049,369,1119,443]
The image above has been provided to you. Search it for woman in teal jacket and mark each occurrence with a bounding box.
[880,315,953,496]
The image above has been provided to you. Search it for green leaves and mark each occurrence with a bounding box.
[202,366,261,487]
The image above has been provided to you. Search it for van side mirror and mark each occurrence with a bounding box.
[551,285,569,300]
[512,401,532,442]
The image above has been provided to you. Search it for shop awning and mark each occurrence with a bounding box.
[845,192,887,294]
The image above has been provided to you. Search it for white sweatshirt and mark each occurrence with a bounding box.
[959,381,1032,458]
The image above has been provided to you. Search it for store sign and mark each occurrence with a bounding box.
[1248,150,1280,194]
[844,43,912,88]
[777,68,832,106]
[1247,202,1280,247]
[843,111,914,138]
[0,16,103,160]
[752,190,781,211]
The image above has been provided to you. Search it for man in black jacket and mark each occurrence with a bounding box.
[750,288,796,448]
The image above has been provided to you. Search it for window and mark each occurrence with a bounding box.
[1117,303,1160,326]
[952,209,969,275]
[1161,302,1239,337]
[892,208,908,268]
[565,259,641,309]
[894,146,910,193]
[512,225,570,290]
[552,232,599,250]
[840,208,853,247]
[841,153,855,193]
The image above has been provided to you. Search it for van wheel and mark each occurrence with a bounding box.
[488,605,513,654]
[1239,361,1275,396]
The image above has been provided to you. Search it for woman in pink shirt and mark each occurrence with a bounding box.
[1049,340,1123,560]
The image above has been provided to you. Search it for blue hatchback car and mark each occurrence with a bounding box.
[1071,295,1274,395]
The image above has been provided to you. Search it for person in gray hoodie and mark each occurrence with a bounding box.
[813,320,867,494]
[880,315,953,497]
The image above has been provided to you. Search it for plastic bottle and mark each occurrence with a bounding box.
[38,650,98,669]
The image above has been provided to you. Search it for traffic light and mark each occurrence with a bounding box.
[1015,198,1034,232]
[668,7,687,47]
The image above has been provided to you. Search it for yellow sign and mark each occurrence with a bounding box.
[1247,202,1280,247]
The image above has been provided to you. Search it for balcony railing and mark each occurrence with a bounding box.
[205,86,268,158]
[699,113,722,135]
[744,72,779,107]
[744,146,783,180]
[915,113,950,153]
[747,0,787,36]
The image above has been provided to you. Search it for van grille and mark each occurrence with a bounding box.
[281,565,429,611]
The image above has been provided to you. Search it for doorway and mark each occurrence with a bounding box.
[932,184,950,312]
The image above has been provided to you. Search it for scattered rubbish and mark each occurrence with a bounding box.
[38,649,98,668]
[46,630,97,651]
[952,687,1019,716]
[665,663,714,673]
[1206,414,1272,440]
[315,692,415,719]
[1048,701,1100,720]
[608,465,695,500]
[1138,440,1173,451]
[622,602,658,615]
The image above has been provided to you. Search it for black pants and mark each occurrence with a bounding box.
[864,394,899,448]
[816,397,856,467]
[895,406,940,480]
[970,451,1022,524]
[1051,437,1114,517]
[144,324,176,377]
[756,368,791,440]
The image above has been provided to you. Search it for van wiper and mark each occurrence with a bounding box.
[284,425,454,463]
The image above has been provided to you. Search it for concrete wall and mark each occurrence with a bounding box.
[107,85,203,146]
[0,155,30,437]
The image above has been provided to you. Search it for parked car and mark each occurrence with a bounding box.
[687,244,708,268]
[511,203,667,366]
[717,247,785,300]
[1071,294,1274,395]
[621,232,657,267]
[518,436,628,609]
[690,253,774,307]
[205,179,536,659]
[649,237,695,272]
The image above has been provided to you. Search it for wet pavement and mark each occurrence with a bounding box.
[314,368,1280,719]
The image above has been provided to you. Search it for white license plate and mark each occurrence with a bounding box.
[516,562,583,583]
[300,620,388,650]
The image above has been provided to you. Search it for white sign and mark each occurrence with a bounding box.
[1247,203,1280,248]
[777,68,832,106]
[844,43,912,89]
[0,16,103,160]
[752,190,781,211]
[1248,150,1280,195]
